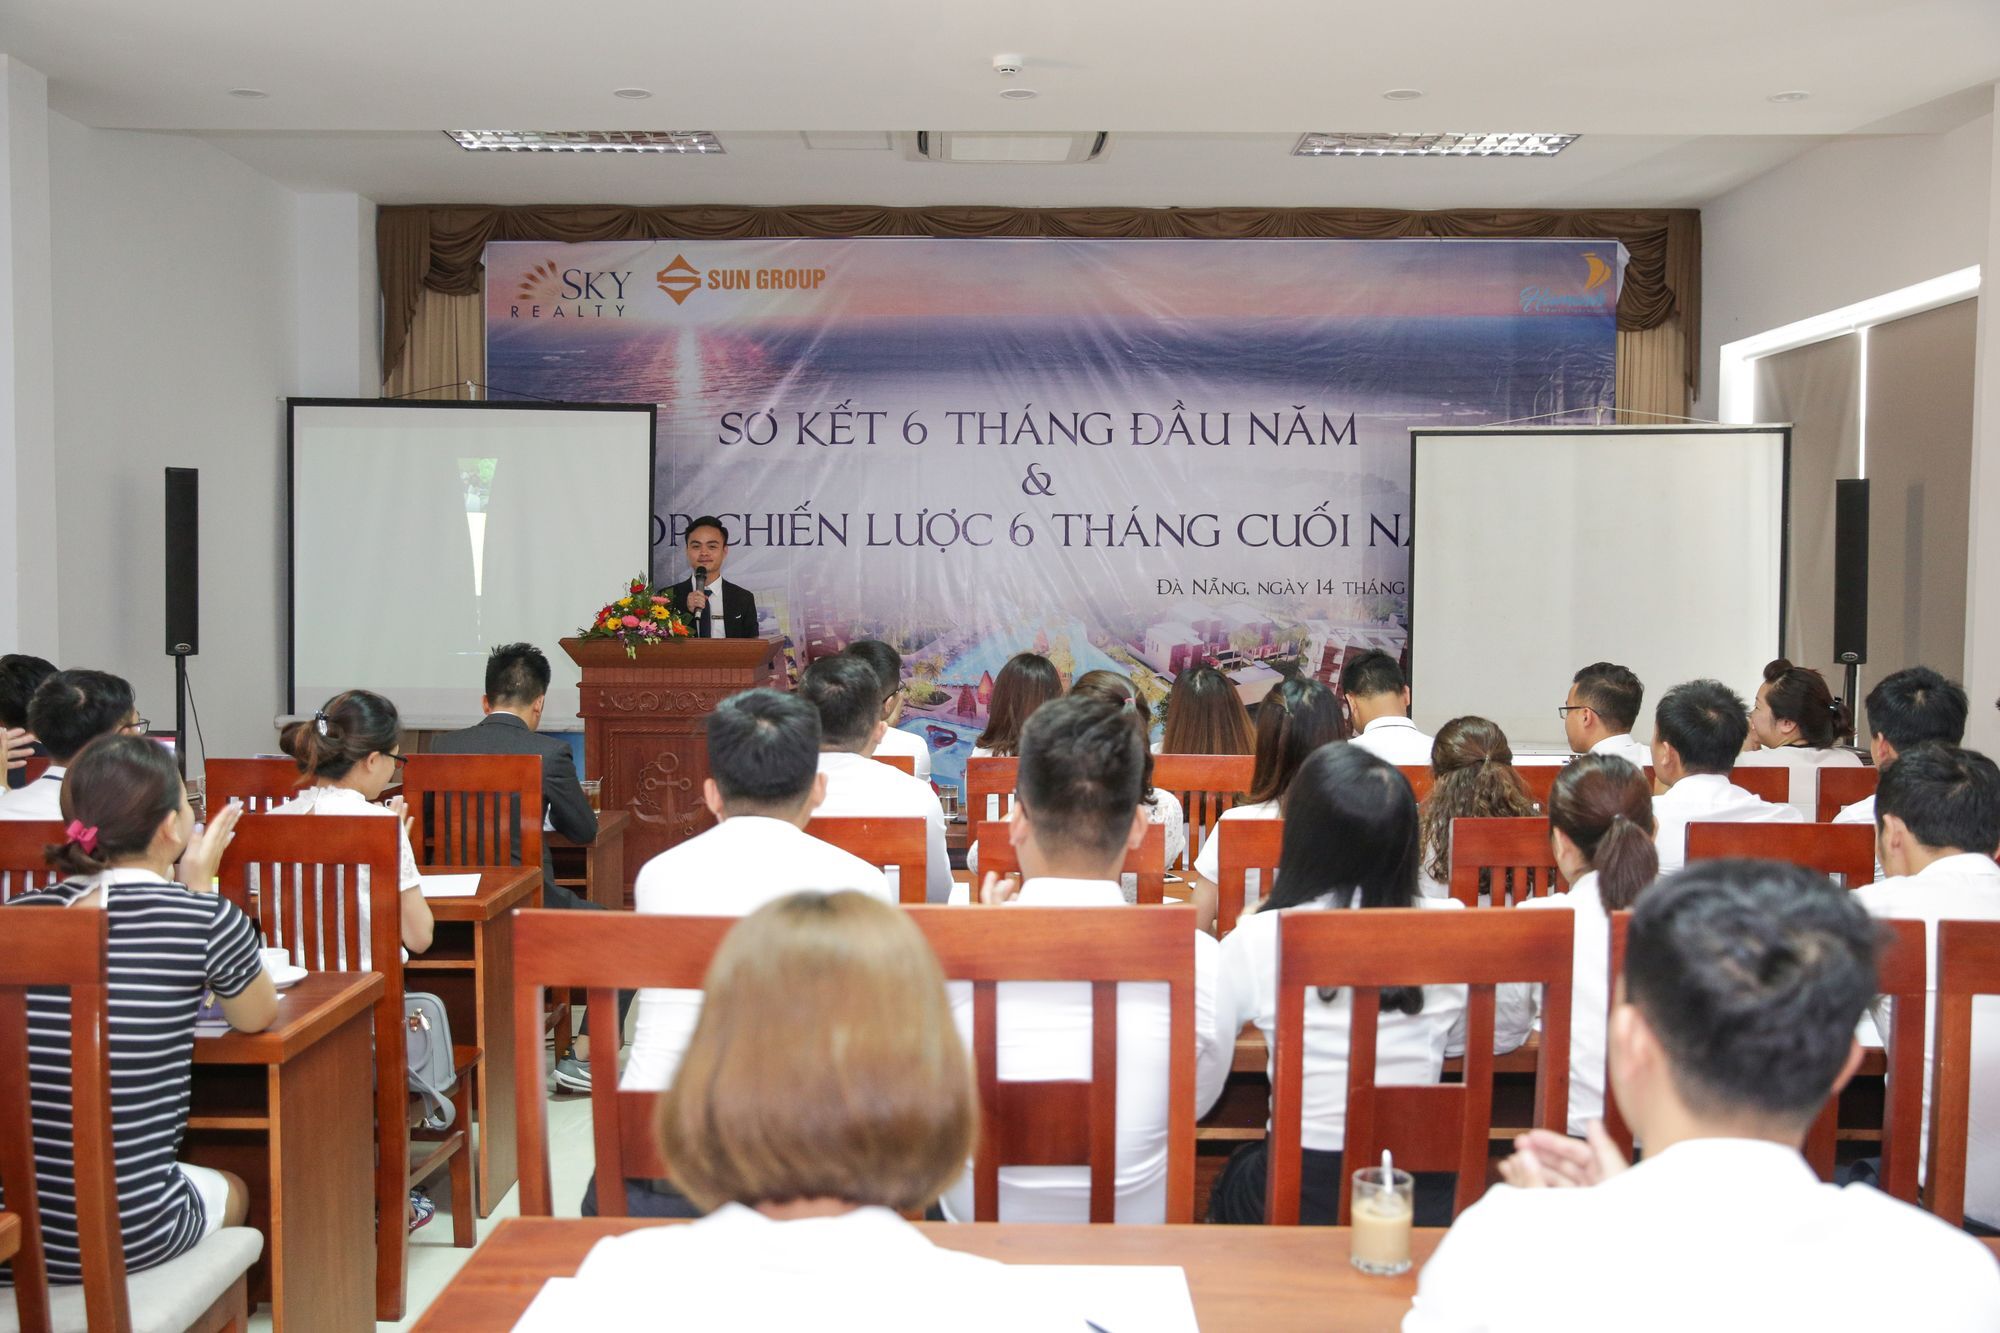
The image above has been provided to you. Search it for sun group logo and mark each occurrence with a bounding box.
[507,261,635,319]
[657,254,701,306]
[1519,250,1616,314]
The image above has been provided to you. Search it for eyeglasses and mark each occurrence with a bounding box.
[388,752,409,768]
[1556,705,1590,719]
[123,716,151,734]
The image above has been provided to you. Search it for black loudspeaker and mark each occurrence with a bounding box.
[1833,478,1869,665]
[165,468,199,656]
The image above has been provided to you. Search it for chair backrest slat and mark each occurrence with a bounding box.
[1926,918,2000,1224]
[404,754,542,871]
[964,757,1019,848]
[1216,817,1284,936]
[976,823,1167,905]
[1684,821,1876,886]
[0,821,68,902]
[805,816,928,905]
[203,757,300,813]
[1816,767,1879,823]
[1726,765,1791,803]
[1152,753,1254,871]
[1447,816,1562,907]
[875,753,916,777]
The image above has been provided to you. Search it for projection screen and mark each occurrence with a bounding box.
[289,400,655,729]
[1410,425,1789,753]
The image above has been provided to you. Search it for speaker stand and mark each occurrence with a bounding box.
[171,652,190,779]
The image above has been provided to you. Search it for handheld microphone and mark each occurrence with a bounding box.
[694,564,708,593]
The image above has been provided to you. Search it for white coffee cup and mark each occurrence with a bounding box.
[259,946,293,976]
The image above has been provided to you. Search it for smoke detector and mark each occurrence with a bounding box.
[993,53,1025,75]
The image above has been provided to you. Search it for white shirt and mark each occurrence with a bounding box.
[1854,851,2000,1226]
[694,575,729,639]
[1192,798,1278,885]
[937,877,1227,1224]
[569,1203,1064,1331]
[1404,1138,2000,1333]
[265,784,422,968]
[1506,870,1618,1136]
[1736,743,1864,819]
[623,816,892,1093]
[0,765,65,820]
[1348,715,1436,766]
[1832,792,1875,826]
[873,723,932,782]
[1587,732,1653,771]
[1650,773,1802,875]
[813,751,952,904]
[1215,893,1468,1151]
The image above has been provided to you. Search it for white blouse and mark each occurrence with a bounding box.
[1734,744,1863,820]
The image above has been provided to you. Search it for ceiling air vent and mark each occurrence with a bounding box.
[915,132,1107,164]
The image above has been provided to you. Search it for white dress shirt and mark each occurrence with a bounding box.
[1214,892,1468,1152]
[1348,715,1436,767]
[1587,732,1653,771]
[569,1203,1064,1330]
[937,876,1226,1224]
[623,816,893,1093]
[0,765,65,820]
[1735,743,1864,819]
[265,784,422,968]
[1650,772,1802,874]
[1404,1138,2000,1333]
[1502,870,1617,1136]
[1192,798,1277,885]
[1832,792,1875,826]
[872,723,932,782]
[695,575,729,639]
[813,751,952,904]
[1854,851,2000,1226]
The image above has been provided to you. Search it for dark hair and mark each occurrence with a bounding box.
[1339,649,1405,700]
[1245,678,1343,806]
[1016,696,1145,862]
[1068,670,1161,805]
[0,654,57,729]
[1864,667,1968,753]
[685,515,729,544]
[1572,662,1644,732]
[45,734,184,878]
[1159,665,1253,756]
[1760,659,1854,747]
[798,655,883,752]
[974,653,1063,756]
[1418,717,1537,888]
[844,641,904,709]
[485,642,552,707]
[1874,742,2000,856]
[1261,744,1424,1015]
[706,689,822,811]
[1624,859,1879,1124]
[279,690,402,784]
[1549,755,1659,912]
[27,669,136,764]
[1654,679,1749,774]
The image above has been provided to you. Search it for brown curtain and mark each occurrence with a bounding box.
[381,285,485,400]
[1754,336,1862,670]
[377,203,1700,392]
[1615,316,1688,420]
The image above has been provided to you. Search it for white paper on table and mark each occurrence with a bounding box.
[418,873,484,899]
[1013,1265,1198,1332]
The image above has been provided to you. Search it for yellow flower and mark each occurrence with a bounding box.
[651,606,670,620]
[617,597,635,609]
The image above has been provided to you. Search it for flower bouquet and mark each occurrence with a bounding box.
[576,575,693,658]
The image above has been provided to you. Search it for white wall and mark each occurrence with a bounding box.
[293,191,377,398]
[1968,89,2000,758]
[1,57,57,654]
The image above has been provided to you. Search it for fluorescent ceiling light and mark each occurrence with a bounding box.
[916,131,1106,164]
[1293,132,1577,157]
[445,130,724,154]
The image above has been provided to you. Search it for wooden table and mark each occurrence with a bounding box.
[187,970,383,1333]
[411,1216,1444,1330]
[411,865,542,1215]
[548,809,629,910]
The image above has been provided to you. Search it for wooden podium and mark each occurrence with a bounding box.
[561,636,787,902]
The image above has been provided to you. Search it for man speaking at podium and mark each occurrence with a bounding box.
[667,515,759,638]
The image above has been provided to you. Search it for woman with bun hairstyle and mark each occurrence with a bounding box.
[1738,658,1862,819]
[1069,669,1188,876]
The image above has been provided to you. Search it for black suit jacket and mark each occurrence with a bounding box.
[427,713,596,908]
[667,577,759,639]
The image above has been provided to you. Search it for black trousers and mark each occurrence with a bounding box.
[580,1171,703,1219]
[1207,1138,1458,1227]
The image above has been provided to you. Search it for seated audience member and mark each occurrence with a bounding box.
[1405,860,2000,1331]
[1737,658,1861,818]
[1340,650,1433,764]
[571,892,1062,1328]
[0,668,140,819]
[1158,662,1254,757]
[1069,669,1188,873]
[800,656,951,903]
[273,690,435,960]
[1834,665,1969,826]
[846,639,930,782]
[1416,716,1539,900]
[1501,755,1659,1136]
[940,695,1225,1222]
[1207,743,1471,1226]
[1190,676,1342,888]
[1562,661,1651,769]
[1649,679,1800,875]
[602,689,893,1218]
[969,652,1062,759]
[2,735,274,1282]
[1857,742,2000,1230]
[0,652,56,790]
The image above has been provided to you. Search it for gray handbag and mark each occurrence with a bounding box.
[405,992,459,1130]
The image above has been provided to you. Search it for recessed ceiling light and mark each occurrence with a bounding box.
[226,88,269,100]
[1768,90,1811,103]
[1381,89,1424,101]
[1294,131,1578,157]
[612,87,652,100]
[999,87,1039,101]
[445,130,725,154]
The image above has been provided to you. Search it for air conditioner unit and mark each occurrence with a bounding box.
[914,132,1108,164]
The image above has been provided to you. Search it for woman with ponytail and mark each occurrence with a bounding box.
[4,735,275,1282]
[1416,717,1538,900]
[272,690,433,960]
[1739,658,1862,819]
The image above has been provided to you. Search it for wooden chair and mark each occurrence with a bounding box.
[1447,816,1562,907]
[0,909,257,1333]
[217,816,478,1322]
[1216,816,1284,936]
[1153,753,1254,871]
[1817,767,1879,823]
[806,816,928,904]
[1683,821,1877,886]
[975,822,1167,905]
[1267,908,1573,1223]
[1396,765,1434,802]
[1726,765,1791,803]
[402,754,542,870]
[874,752,916,776]
[963,756,1019,845]
[201,758,300,813]
[1925,918,2000,1225]
[0,821,66,902]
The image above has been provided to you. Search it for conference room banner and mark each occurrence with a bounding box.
[485,237,1616,776]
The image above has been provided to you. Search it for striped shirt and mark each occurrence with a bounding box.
[1,869,263,1282]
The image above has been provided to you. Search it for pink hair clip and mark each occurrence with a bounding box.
[65,820,99,854]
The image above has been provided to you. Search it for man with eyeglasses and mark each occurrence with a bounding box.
[1560,662,1652,769]
[0,669,142,820]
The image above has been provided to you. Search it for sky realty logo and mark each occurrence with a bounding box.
[508,259,634,319]
[1519,250,1616,314]
[656,252,830,306]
